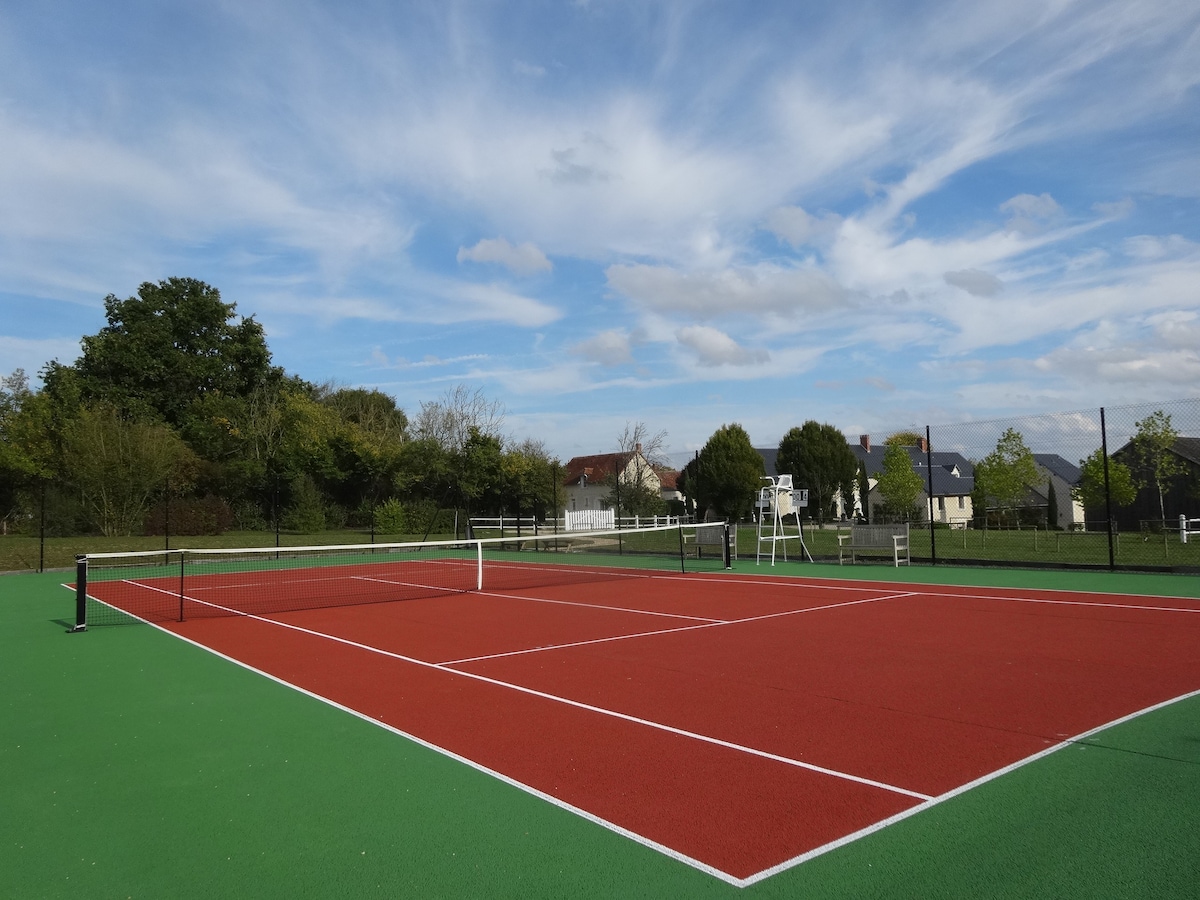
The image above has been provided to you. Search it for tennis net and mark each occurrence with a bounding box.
[71,521,730,628]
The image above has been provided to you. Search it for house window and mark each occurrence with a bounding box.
[958,496,965,509]
[937,497,945,511]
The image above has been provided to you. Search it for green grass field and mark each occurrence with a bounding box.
[8,521,1199,579]
[736,524,1200,570]
[3,564,1199,897]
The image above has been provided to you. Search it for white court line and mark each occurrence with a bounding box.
[118,579,931,803]
[440,592,916,665]
[359,573,726,624]
[64,584,737,886]
[670,570,1200,608]
[76,580,1200,888]
[740,686,1200,887]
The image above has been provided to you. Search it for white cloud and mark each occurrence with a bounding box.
[763,206,842,248]
[1122,234,1195,261]
[676,325,769,367]
[1000,192,1063,233]
[944,269,1003,297]
[1092,198,1134,219]
[457,237,553,275]
[572,329,635,366]
[512,60,546,77]
[606,263,848,320]
[0,335,84,378]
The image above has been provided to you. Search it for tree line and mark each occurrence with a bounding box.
[0,278,559,537]
[2,277,1183,540]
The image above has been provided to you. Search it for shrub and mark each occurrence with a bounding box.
[144,496,235,536]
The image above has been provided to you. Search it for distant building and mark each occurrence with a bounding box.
[755,435,1087,527]
[561,444,662,512]
[849,436,975,525]
[1109,436,1200,531]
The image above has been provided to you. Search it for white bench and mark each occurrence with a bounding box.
[838,523,910,566]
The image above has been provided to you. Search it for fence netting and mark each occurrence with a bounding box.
[851,398,1199,571]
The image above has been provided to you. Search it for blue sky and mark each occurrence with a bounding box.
[2,0,1198,465]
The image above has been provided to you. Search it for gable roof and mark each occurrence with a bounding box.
[755,448,780,478]
[657,469,680,491]
[849,444,975,479]
[1111,435,1200,468]
[1173,437,1200,466]
[562,451,634,486]
[1033,453,1082,485]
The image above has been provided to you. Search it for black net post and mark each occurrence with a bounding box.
[178,551,186,622]
[70,555,88,632]
[677,521,686,573]
[723,523,732,569]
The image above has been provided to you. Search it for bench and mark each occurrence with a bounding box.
[838,523,910,566]
[686,523,736,560]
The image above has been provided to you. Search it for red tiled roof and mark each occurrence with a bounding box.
[562,452,634,486]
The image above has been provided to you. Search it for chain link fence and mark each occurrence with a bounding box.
[852,398,1200,572]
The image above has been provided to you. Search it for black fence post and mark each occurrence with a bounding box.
[1101,407,1115,570]
[925,426,937,566]
[164,477,171,552]
[38,478,46,574]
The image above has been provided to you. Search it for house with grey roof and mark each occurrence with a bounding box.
[1031,454,1085,530]
[849,436,975,525]
[1109,435,1200,531]
[755,436,1087,528]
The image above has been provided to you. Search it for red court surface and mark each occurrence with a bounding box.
[87,569,1200,885]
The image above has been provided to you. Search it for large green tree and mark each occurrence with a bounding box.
[875,443,924,522]
[68,278,277,426]
[776,421,858,523]
[974,428,1040,525]
[1131,410,1184,522]
[1073,448,1137,515]
[693,424,764,521]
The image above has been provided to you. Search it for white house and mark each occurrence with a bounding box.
[561,444,663,513]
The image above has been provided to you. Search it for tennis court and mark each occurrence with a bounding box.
[64,529,1200,888]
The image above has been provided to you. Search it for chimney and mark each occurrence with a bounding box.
[860,434,871,453]
[918,437,928,453]
[635,442,642,455]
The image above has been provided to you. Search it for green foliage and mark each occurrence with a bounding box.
[694,424,764,521]
[144,496,235,536]
[777,421,858,522]
[605,476,667,518]
[1046,478,1059,529]
[500,439,560,519]
[975,428,1040,525]
[885,431,925,447]
[875,442,924,521]
[62,404,199,536]
[1131,410,1184,521]
[72,278,278,426]
[372,498,407,534]
[1073,449,1137,511]
[458,427,504,511]
[280,475,326,533]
